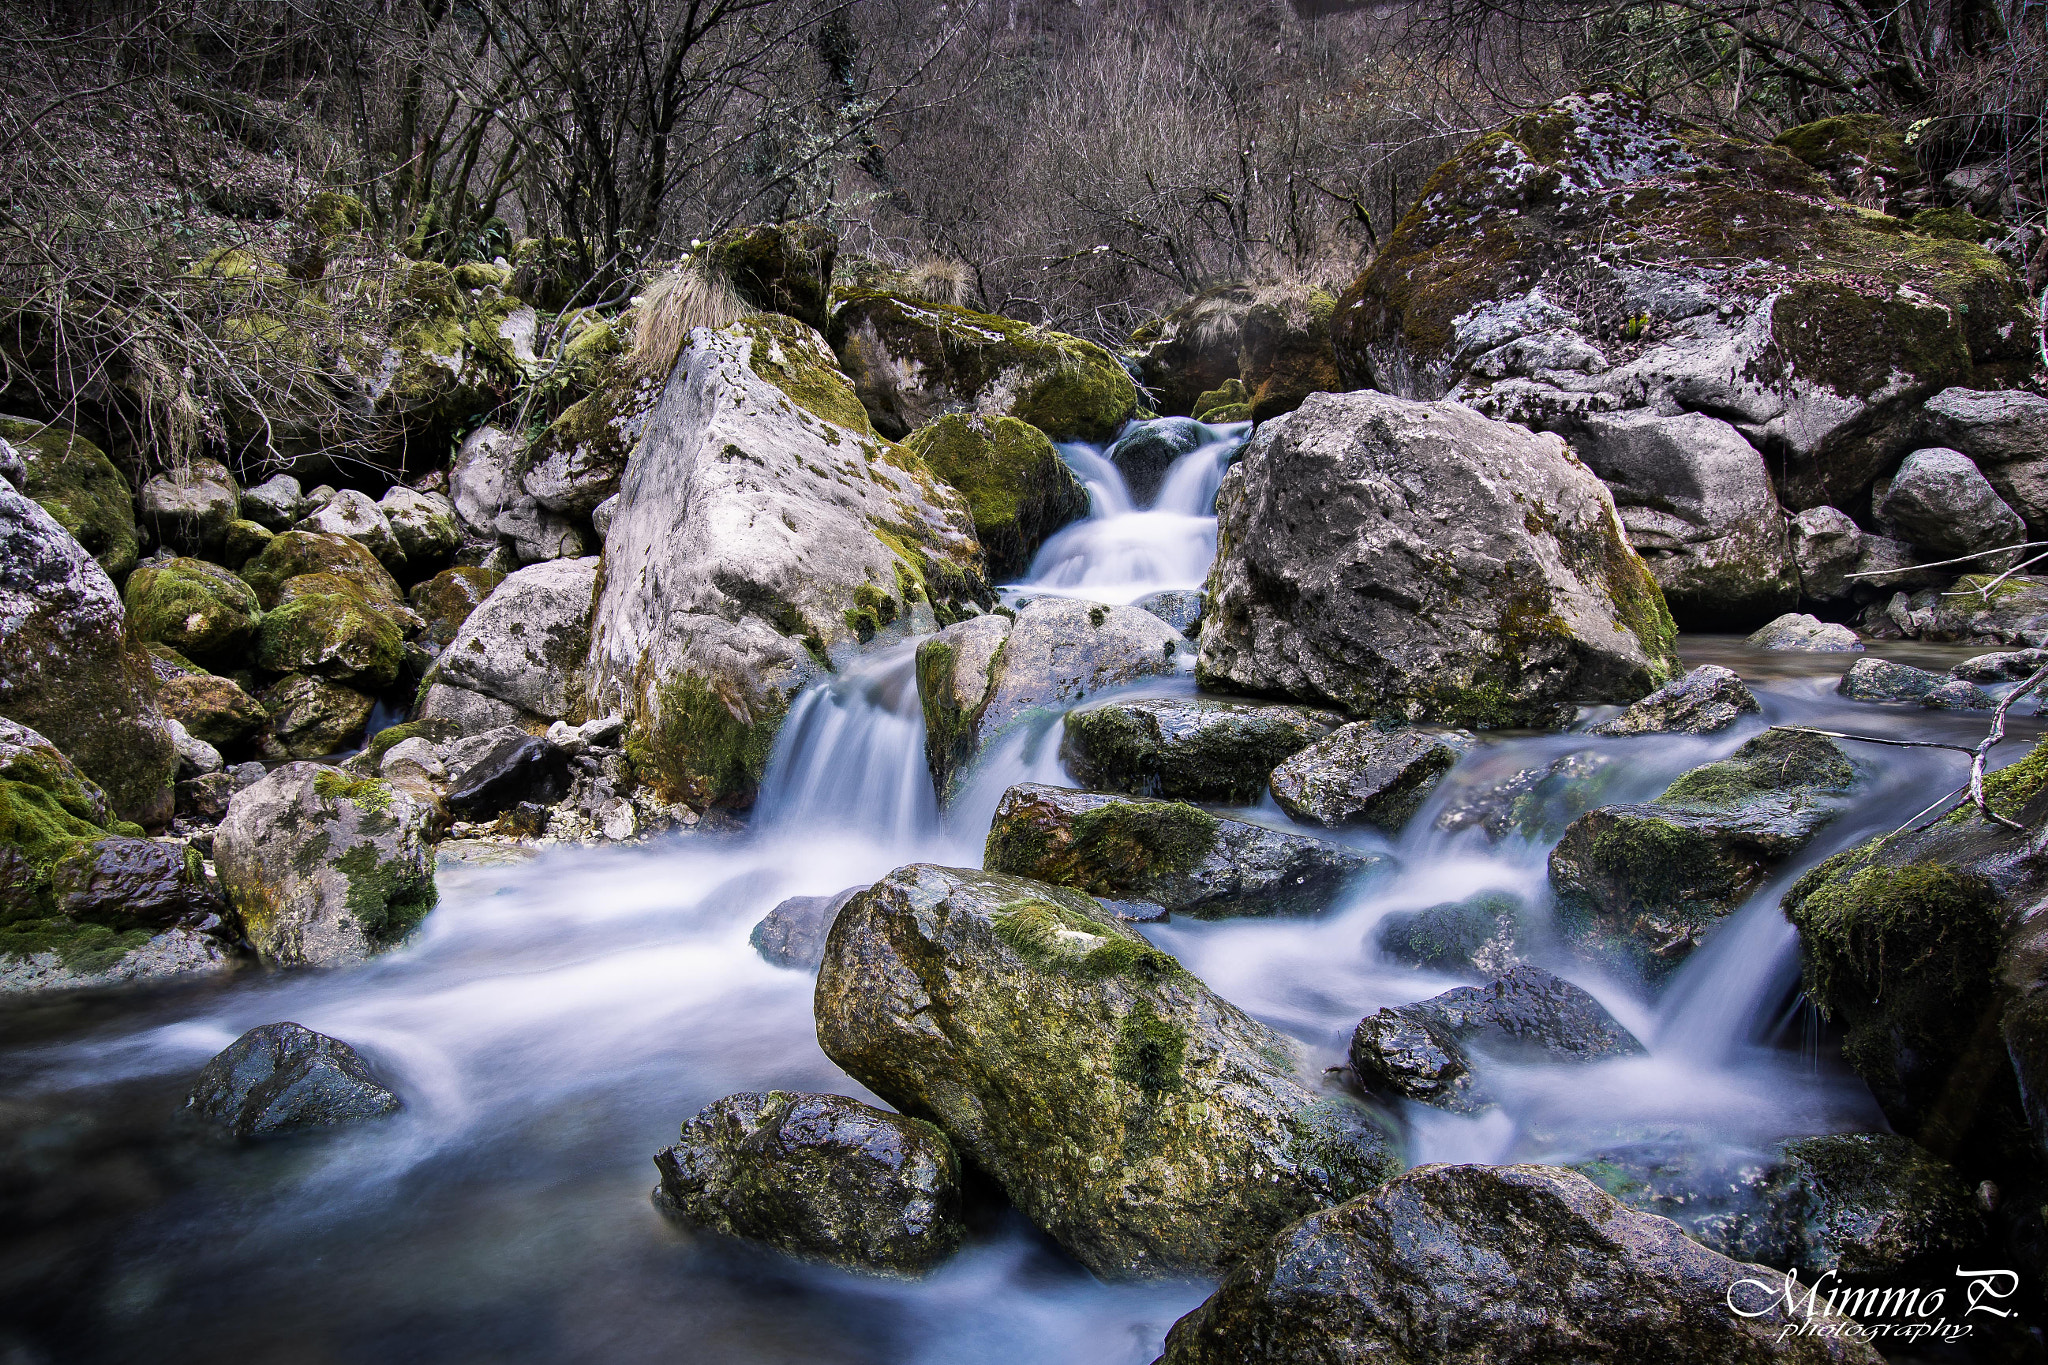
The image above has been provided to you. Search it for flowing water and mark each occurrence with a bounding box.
[2,419,2038,1364]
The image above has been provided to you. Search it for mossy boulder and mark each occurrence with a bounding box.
[830,290,1138,442]
[157,673,268,753]
[517,364,663,520]
[261,673,375,758]
[0,716,121,921]
[900,413,1088,579]
[1331,91,2031,513]
[1237,291,1343,422]
[2,416,138,582]
[813,863,1401,1279]
[1191,379,1250,424]
[985,782,1383,919]
[705,221,837,333]
[1376,890,1531,975]
[1131,286,1257,416]
[214,763,435,966]
[1199,390,1680,728]
[220,518,273,566]
[1772,114,1920,203]
[1130,284,1339,423]
[255,573,409,688]
[123,557,263,663]
[411,564,503,652]
[239,529,405,609]
[1589,663,1761,736]
[1060,695,1342,803]
[378,487,460,568]
[1551,729,1857,977]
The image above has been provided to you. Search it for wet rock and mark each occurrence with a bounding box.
[1269,725,1469,832]
[157,673,266,754]
[240,474,303,531]
[1837,656,1960,703]
[0,478,176,825]
[829,291,1137,442]
[214,763,436,967]
[985,783,1382,919]
[5,417,138,582]
[586,316,986,809]
[1060,696,1341,803]
[1551,730,1857,976]
[916,599,1184,799]
[899,413,1088,581]
[426,557,596,726]
[177,772,237,822]
[814,863,1400,1279]
[1591,664,1761,737]
[261,674,375,758]
[1133,588,1203,635]
[1872,573,2048,645]
[1374,891,1529,975]
[1952,647,2048,682]
[141,457,240,556]
[1434,750,1620,844]
[1877,447,2023,563]
[1566,411,1797,627]
[751,886,864,970]
[448,424,524,535]
[1198,390,1679,729]
[123,557,264,664]
[1746,612,1863,651]
[186,1022,402,1137]
[1106,417,1204,505]
[238,529,405,610]
[1788,506,1864,603]
[1920,678,1996,710]
[409,564,504,653]
[1129,287,1258,418]
[652,1090,962,1276]
[48,836,222,929]
[1156,1163,1881,1365]
[255,573,409,689]
[446,734,571,821]
[379,486,460,568]
[1919,387,2048,537]
[1349,965,1643,1112]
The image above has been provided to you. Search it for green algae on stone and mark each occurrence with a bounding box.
[901,413,1088,580]
[985,795,1219,893]
[123,557,263,662]
[624,673,788,809]
[255,574,408,687]
[3,417,139,582]
[240,530,404,608]
[739,313,875,434]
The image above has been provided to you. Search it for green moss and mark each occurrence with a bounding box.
[123,557,263,661]
[901,413,1086,579]
[302,191,367,241]
[1377,892,1521,969]
[1191,379,1249,422]
[362,717,460,767]
[625,673,787,807]
[1583,814,1736,928]
[738,314,874,434]
[1773,115,1915,182]
[333,841,436,945]
[1790,860,2001,1016]
[255,583,407,688]
[1658,729,1855,808]
[0,917,151,972]
[991,897,1183,983]
[0,779,112,920]
[985,795,1219,896]
[240,531,401,608]
[1112,1000,1187,1093]
[311,769,395,814]
[2,417,139,582]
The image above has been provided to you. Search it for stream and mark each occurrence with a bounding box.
[1,419,2038,1364]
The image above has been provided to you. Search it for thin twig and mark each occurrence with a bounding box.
[1844,541,2048,578]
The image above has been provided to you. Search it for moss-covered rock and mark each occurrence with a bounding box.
[239,529,404,609]
[1376,890,1531,975]
[0,717,120,920]
[157,672,268,753]
[2,416,138,582]
[814,863,1400,1279]
[214,762,437,967]
[123,557,263,663]
[261,672,375,758]
[1060,695,1342,803]
[1773,114,1920,202]
[220,517,274,566]
[1434,750,1622,844]
[830,290,1138,442]
[901,413,1088,579]
[411,564,503,652]
[255,573,408,687]
[705,222,837,333]
[1190,379,1250,424]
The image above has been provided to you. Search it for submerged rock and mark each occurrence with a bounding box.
[1349,965,1643,1112]
[1156,1163,1881,1364]
[1198,390,1679,729]
[1551,729,1857,975]
[1590,664,1761,737]
[1374,890,1530,975]
[1060,696,1340,803]
[984,784,1382,919]
[1838,656,1992,708]
[1746,613,1863,651]
[1105,417,1204,505]
[186,1022,402,1137]
[1434,750,1620,844]
[750,886,863,970]
[814,864,1399,1279]
[652,1090,963,1276]
[899,413,1087,580]
[1268,725,1469,832]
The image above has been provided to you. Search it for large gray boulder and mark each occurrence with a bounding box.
[1746,612,1863,651]
[240,474,303,532]
[141,457,240,556]
[1268,725,1468,832]
[1787,505,1863,602]
[984,783,1384,918]
[186,1022,402,1138]
[1567,411,1797,627]
[1155,1163,1881,1364]
[0,480,176,826]
[583,315,987,808]
[1919,387,2048,536]
[424,556,598,730]
[378,486,460,567]
[1197,390,1680,729]
[653,1091,964,1276]
[814,863,1400,1279]
[916,599,1186,798]
[1877,446,2024,563]
[213,763,437,967]
[297,488,401,570]
[1060,696,1341,803]
[448,424,525,536]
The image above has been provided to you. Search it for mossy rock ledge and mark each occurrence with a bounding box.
[900,413,1088,580]
[814,863,1400,1280]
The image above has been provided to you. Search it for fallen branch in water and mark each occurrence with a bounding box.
[1771,660,2048,833]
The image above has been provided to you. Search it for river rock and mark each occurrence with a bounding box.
[1106,417,1204,505]
[4,417,137,582]
[1877,447,2024,563]
[1434,751,1620,844]
[0,478,176,825]
[1198,390,1679,729]
[240,474,303,531]
[239,529,404,609]
[47,835,221,929]
[1331,89,2029,515]
[1746,612,1863,651]
[652,1090,963,1276]
[1919,387,2048,536]
[166,717,223,779]
[1788,506,1864,603]
[1550,729,1857,976]
[916,599,1184,798]
[1835,656,1984,707]
[1155,1163,1881,1365]
[1374,891,1530,975]
[410,564,503,653]
[1133,588,1203,635]
[185,1022,402,1138]
[1269,725,1469,832]
[1566,411,1797,627]
[985,784,1382,919]
[1349,965,1643,1113]
[1591,665,1762,736]
[425,557,596,727]
[298,489,401,570]
[1952,647,2048,682]
[261,673,374,758]
[141,457,240,556]
[1874,573,2048,645]
[814,863,1400,1279]
[255,572,409,688]
[829,290,1138,442]
[584,315,986,809]
[123,556,264,665]
[899,413,1088,579]
[379,486,460,567]
[751,886,863,970]
[1921,677,1994,710]
[214,763,436,966]
[448,425,524,535]
[445,733,571,821]
[1060,696,1340,803]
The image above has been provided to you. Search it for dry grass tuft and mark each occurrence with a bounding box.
[630,261,754,379]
